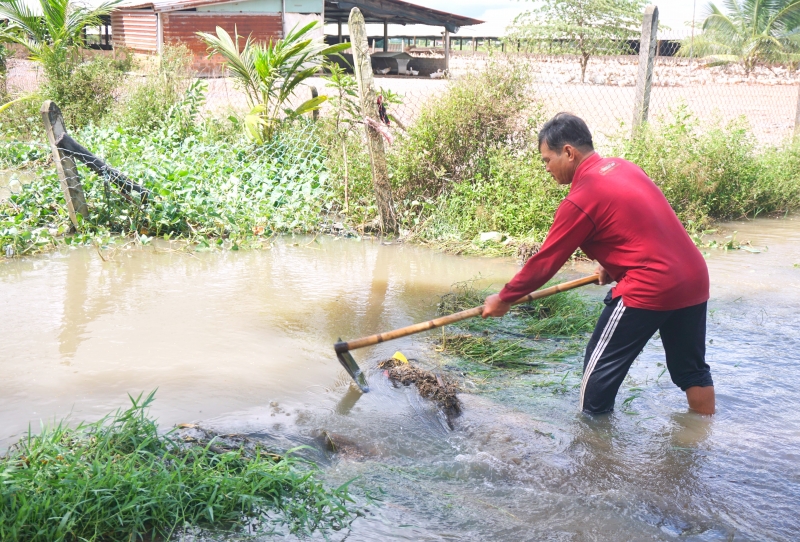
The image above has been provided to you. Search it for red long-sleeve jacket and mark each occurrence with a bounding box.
[499,153,709,311]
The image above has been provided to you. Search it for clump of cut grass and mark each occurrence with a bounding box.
[437,278,601,338]
[435,334,539,369]
[0,391,359,541]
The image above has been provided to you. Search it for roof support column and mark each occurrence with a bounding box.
[444,28,450,72]
[383,20,388,52]
[338,20,342,43]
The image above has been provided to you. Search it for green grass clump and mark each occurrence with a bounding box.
[0,392,358,541]
[433,278,600,382]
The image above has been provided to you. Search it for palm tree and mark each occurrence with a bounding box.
[0,0,120,78]
[681,0,800,72]
[199,22,349,143]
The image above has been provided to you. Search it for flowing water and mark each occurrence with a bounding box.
[1,217,799,541]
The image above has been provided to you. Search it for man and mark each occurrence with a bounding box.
[482,113,715,415]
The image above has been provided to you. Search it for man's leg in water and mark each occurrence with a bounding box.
[580,294,667,413]
[659,302,715,415]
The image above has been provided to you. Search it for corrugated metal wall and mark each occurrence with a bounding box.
[111,10,158,53]
[162,13,283,74]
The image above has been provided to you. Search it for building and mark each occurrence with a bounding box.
[111,0,323,73]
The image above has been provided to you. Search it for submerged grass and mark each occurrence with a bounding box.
[432,277,601,393]
[0,391,359,541]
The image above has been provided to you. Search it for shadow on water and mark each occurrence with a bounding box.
[2,216,800,540]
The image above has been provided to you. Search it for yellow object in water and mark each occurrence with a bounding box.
[392,351,409,364]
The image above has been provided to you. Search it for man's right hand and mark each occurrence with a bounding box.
[596,264,612,285]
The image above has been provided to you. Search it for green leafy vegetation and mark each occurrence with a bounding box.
[679,0,800,71]
[198,21,349,143]
[0,391,359,541]
[506,0,646,82]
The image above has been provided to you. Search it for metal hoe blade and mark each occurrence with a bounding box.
[335,339,369,392]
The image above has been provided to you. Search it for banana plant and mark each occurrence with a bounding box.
[199,22,350,143]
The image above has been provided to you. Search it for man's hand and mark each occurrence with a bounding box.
[482,293,512,318]
[596,264,612,285]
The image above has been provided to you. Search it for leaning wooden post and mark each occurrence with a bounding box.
[632,5,659,135]
[349,7,398,234]
[41,101,88,230]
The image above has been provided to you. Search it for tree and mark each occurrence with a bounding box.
[679,0,800,73]
[199,22,349,143]
[0,0,120,79]
[506,0,646,82]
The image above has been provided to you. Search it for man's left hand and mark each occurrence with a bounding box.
[482,294,512,318]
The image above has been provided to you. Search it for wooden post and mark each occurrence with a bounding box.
[632,5,659,134]
[311,86,319,121]
[41,101,87,230]
[337,20,342,43]
[383,20,388,52]
[349,8,397,234]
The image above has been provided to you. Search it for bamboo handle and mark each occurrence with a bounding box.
[335,274,600,354]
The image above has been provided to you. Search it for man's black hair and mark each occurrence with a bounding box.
[538,113,594,153]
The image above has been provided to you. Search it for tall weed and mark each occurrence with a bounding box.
[391,59,541,198]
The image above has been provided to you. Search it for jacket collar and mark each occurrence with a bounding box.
[570,152,602,191]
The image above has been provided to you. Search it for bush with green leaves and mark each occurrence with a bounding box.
[117,45,193,134]
[0,87,333,256]
[0,391,359,540]
[42,54,128,128]
[390,59,540,199]
[617,108,800,229]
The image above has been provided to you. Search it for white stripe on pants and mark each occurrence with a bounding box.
[580,299,626,411]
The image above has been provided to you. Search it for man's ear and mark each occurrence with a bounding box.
[563,144,574,160]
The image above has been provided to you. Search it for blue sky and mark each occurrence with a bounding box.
[422,0,708,36]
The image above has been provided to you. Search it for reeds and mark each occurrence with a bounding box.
[0,391,358,541]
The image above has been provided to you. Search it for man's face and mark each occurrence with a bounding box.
[539,142,577,185]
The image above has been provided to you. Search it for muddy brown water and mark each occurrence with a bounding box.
[1,217,799,541]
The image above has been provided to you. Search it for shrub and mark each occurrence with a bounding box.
[42,54,128,128]
[425,146,566,241]
[117,45,193,134]
[618,108,796,229]
[390,58,541,199]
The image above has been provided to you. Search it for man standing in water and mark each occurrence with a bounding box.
[482,113,715,415]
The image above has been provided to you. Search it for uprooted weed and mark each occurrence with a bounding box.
[378,358,461,426]
[0,391,359,541]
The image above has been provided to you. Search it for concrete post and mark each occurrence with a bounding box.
[794,82,800,137]
[349,8,397,234]
[41,101,87,230]
[444,29,450,72]
[632,5,659,134]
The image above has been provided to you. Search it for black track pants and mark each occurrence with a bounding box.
[580,292,713,414]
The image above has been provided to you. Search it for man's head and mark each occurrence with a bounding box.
[538,113,595,185]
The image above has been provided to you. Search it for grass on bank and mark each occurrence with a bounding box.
[3,54,800,259]
[0,391,359,541]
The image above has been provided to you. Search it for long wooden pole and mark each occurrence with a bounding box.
[335,274,600,353]
[349,7,398,234]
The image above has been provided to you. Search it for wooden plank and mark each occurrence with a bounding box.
[40,101,87,230]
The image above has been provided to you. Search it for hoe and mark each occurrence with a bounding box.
[334,274,600,392]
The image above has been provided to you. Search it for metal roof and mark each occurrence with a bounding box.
[118,0,244,13]
[324,0,483,33]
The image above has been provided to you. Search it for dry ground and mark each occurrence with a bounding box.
[6,54,799,148]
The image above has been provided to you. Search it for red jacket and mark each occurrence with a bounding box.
[499,153,709,311]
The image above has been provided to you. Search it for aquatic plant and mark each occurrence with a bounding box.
[0,391,359,541]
